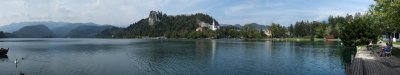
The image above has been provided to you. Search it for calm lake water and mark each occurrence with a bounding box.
[0,38,355,75]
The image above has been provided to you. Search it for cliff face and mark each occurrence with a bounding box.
[148,11,162,26]
[12,25,55,38]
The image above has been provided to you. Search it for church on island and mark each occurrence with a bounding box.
[196,20,219,32]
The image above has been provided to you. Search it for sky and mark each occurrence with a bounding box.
[0,0,375,27]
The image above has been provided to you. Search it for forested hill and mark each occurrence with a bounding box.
[98,11,219,38]
[12,25,55,38]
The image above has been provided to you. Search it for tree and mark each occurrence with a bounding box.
[339,13,380,47]
[288,24,294,37]
[241,24,262,39]
[0,31,7,38]
[268,23,286,38]
[314,24,326,38]
[371,0,400,43]
[217,26,241,38]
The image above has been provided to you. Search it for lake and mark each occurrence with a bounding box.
[0,38,355,75]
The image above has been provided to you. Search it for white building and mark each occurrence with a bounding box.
[210,21,218,31]
[197,20,219,31]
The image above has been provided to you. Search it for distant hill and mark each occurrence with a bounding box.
[1,22,116,38]
[65,25,115,38]
[51,23,99,37]
[12,25,55,38]
[220,24,243,29]
[246,23,268,30]
[0,21,70,32]
[220,23,268,30]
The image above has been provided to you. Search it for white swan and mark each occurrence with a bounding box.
[14,59,18,64]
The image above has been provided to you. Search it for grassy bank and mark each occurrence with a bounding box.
[392,48,400,56]
[393,42,400,45]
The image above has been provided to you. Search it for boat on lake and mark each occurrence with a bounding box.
[0,48,9,55]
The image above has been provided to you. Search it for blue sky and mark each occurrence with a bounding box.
[0,0,374,27]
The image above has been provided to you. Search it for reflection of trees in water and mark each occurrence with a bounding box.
[340,47,356,73]
[126,40,215,74]
[0,55,8,62]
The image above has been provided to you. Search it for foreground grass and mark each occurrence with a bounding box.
[392,47,400,56]
[393,42,400,45]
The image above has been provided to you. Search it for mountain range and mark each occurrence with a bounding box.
[0,21,115,38]
[0,21,70,33]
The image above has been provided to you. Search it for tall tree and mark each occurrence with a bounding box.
[339,13,380,47]
[268,23,286,38]
[371,0,400,43]
[288,24,294,37]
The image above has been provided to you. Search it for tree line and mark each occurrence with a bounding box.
[0,31,7,38]
[267,0,400,47]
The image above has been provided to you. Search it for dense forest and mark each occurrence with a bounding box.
[12,25,55,38]
[97,11,270,39]
[0,31,7,38]
[98,11,221,38]
[96,10,373,41]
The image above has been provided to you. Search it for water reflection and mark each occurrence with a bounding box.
[210,40,216,65]
[0,55,8,62]
[0,39,354,75]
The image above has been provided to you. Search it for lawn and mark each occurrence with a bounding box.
[392,47,400,56]
[393,42,400,45]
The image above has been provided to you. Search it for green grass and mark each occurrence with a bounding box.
[393,42,400,45]
[392,47,400,56]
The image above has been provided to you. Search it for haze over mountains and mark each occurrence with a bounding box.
[0,21,115,38]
